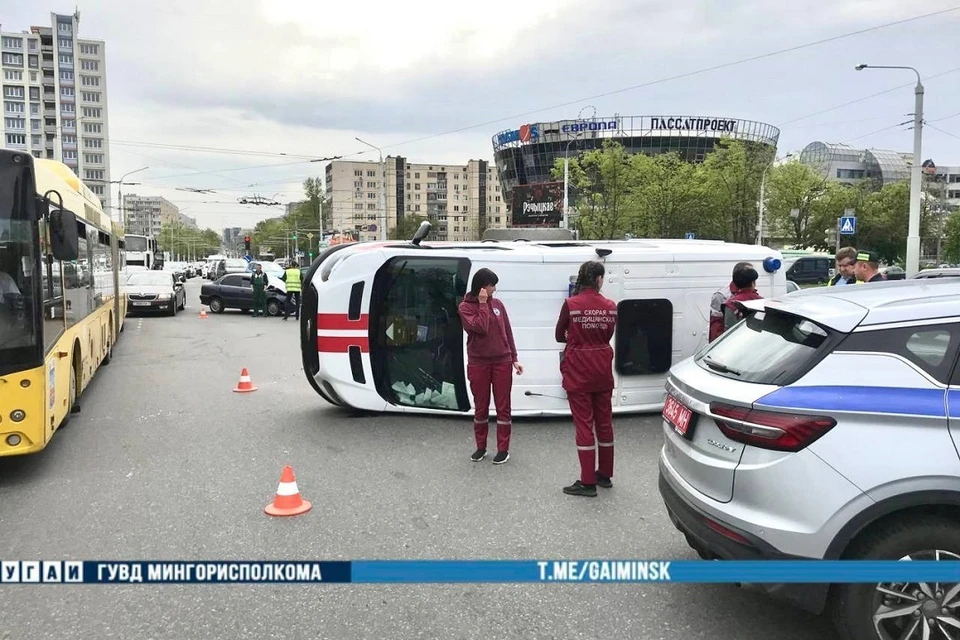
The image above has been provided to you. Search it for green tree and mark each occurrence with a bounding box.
[157,223,222,260]
[627,152,718,239]
[390,215,428,240]
[701,140,773,244]
[763,160,830,247]
[855,181,931,265]
[941,213,960,264]
[550,140,637,239]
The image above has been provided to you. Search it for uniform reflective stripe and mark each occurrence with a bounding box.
[577,445,595,451]
[497,421,511,426]
[276,481,299,497]
[598,441,614,447]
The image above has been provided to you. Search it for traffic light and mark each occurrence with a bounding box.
[244,235,251,252]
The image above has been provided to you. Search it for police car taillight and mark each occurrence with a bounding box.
[709,402,836,453]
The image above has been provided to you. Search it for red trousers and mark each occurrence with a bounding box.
[468,361,513,452]
[567,390,614,485]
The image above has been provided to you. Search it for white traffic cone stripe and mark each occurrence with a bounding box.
[240,375,251,383]
[276,481,300,496]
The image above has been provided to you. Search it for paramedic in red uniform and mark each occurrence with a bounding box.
[555,260,618,498]
[458,268,523,465]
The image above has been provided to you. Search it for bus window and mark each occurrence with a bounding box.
[369,257,471,412]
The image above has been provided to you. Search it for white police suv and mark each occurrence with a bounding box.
[658,278,960,640]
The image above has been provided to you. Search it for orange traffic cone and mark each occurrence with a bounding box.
[264,465,312,517]
[233,367,257,393]
[198,307,208,319]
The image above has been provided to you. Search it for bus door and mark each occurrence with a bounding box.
[368,255,472,412]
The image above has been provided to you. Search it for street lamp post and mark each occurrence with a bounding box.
[756,153,793,246]
[117,166,149,231]
[855,64,923,277]
[355,137,387,242]
[562,106,595,234]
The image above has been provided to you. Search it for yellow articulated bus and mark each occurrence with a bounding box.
[0,149,126,457]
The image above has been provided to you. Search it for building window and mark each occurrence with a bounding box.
[3,86,25,98]
[84,153,103,164]
[83,138,103,148]
[2,53,24,66]
[80,59,99,71]
[367,170,375,177]
[81,75,99,86]
[79,44,99,55]
[82,122,102,133]
[63,150,77,160]
[58,38,73,50]
[81,91,100,102]
[6,133,26,145]
[4,101,24,113]
[3,70,22,81]
[82,107,101,118]
[61,87,74,97]
[354,170,362,176]
[615,299,673,375]
[58,54,74,66]
[62,103,75,113]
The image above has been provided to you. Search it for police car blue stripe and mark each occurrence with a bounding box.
[756,386,947,418]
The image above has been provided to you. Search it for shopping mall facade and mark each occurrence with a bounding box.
[491,115,780,226]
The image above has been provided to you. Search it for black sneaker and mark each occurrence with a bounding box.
[563,480,597,497]
[470,448,486,462]
[596,472,613,489]
[492,451,510,465]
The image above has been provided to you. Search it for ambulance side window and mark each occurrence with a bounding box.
[615,299,673,375]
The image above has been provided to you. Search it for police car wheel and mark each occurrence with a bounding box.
[831,516,960,640]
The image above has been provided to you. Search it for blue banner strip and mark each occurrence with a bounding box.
[350,560,960,584]
[1,560,958,584]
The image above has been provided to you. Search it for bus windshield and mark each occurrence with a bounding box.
[126,235,148,252]
[0,162,40,377]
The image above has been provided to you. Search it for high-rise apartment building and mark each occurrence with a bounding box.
[1,11,111,210]
[325,157,508,242]
[123,194,180,237]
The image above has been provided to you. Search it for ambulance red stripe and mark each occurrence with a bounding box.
[317,313,369,330]
[317,336,369,353]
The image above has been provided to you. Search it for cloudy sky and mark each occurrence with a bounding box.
[5,0,959,231]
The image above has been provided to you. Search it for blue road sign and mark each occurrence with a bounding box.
[685,232,695,240]
[243,255,252,262]
[839,216,856,235]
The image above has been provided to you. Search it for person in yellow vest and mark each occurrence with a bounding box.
[281,261,302,321]
[827,247,859,286]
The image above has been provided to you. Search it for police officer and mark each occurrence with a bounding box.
[855,250,885,283]
[281,261,301,320]
[555,260,618,498]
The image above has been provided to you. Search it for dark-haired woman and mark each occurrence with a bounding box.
[458,268,523,465]
[555,260,618,497]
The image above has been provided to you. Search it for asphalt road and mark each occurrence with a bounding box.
[0,279,840,640]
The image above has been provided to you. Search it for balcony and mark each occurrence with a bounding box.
[44,125,57,135]
[41,60,54,70]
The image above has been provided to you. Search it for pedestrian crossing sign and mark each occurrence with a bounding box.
[839,216,856,235]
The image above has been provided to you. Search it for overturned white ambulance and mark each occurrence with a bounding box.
[299,223,787,417]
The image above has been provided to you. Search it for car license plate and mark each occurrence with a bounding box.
[663,394,694,438]
[132,302,151,307]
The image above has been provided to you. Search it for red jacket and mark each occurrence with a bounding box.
[458,293,518,365]
[722,288,763,331]
[555,287,618,393]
